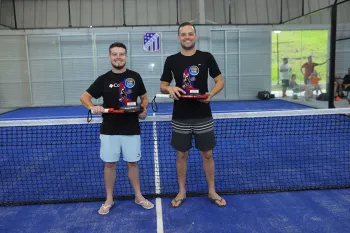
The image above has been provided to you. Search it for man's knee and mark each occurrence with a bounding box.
[105,162,116,168]
[200,150,213,160]
[127,162,138,168]
[177,151,189,160]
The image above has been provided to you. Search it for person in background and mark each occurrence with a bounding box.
[279,57,292,97]
[300,56,328,84]
[289,74,313,100]
[334,72,344,101]
[308,70,322,96]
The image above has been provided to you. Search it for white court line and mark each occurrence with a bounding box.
[156,198,164,233]
[153,112,164,233]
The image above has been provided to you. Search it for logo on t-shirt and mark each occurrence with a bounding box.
[109,83,119,88]
[125,78,135,88]
[118,78,133,106]
[189,65,199,75]
[182,65,199,94]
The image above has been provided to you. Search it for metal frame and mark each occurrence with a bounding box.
[12,0,17,29]
[92,33,99,105]
[209,28,242,100]
[283,0,350,24]
[328,0,338,108]
[68,0,72,27]
[238,30,241,97]
[25,35,33,106]
[224,30,227,98]
[58,35,65,104]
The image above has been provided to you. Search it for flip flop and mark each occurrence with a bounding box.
[208,196,226,207]
[135,199,154,209]
[171,197,186,208]
[98,202,114,215]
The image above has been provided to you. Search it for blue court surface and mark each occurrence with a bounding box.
[1,99,349,233]
[0,189,349,233]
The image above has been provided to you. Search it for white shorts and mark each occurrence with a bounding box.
[99,134,141,162]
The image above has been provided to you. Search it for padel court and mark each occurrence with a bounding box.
[0,99,349,233]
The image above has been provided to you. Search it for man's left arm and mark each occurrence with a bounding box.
[201,74,224,103]
[201,52,225,103]
[138,93,148,119]
[138,74,148,119]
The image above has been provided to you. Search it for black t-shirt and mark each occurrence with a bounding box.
[343,74,350,84]
[86,69,147,135]
[160,50,221,119]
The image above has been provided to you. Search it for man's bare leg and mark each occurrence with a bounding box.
[200,150,226,206]
[128,162,153,209]
[171,150,188,207]
[98,162,116,214]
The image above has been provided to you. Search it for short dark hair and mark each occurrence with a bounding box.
[178,22,196,35]
[109,42,127,54]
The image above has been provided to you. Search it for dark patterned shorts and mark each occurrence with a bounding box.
[170,117,216,152]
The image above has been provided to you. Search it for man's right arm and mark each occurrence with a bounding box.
[80,92,94,110]
[80,91,104,114]
[160,57,173,94]
[160,58,185,99]
[80,77,104,114]
[160,80,186,100]
[160,81,170,94]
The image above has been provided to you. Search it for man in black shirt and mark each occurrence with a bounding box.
[80,42,154,215]
[343,68,350,85]
[160,22,226,207]
[343,68,350,101]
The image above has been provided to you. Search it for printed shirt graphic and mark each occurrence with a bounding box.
[86,69,146,135]
[160,51,221,119]
[182,65,200,94]
[118,78,135,106]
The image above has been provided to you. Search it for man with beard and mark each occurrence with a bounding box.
[80,42,154,215]
[160,22,226,207]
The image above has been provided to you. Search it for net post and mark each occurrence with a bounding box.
[328,1,338,108]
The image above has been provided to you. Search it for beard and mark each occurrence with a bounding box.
[181,41,196,50]
[111,62,126,70]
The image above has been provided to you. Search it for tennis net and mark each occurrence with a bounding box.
[1,108,350,206]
